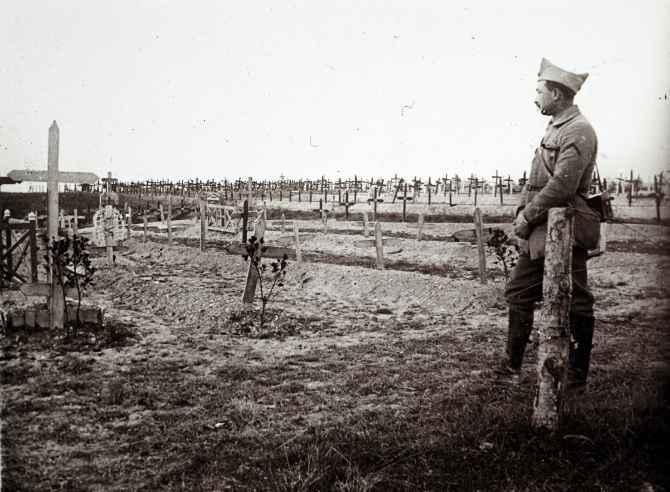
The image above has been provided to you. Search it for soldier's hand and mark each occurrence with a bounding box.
[512,213,531,239]
[507,230,529,255]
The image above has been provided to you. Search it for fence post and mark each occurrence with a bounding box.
[28,212,38,283]
[294,222,302,263]
[417,213,424,241]
[241,199,249,243]
[200,198,207,252]
[143,213,148,242]
[532,207,574,431]
[374,221,384,270]
[362,211,369,237]
[4,211,12,278]
[474,207,487,284]
[167,196,172,246]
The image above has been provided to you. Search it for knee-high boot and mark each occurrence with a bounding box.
[506,307,534,370]
[496,307,534,379]
[568,314,595,387]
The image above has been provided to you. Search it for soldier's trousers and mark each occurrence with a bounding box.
[504,247,594,317]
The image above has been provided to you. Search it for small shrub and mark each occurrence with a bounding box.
[486,229,519,281]
[43,234,96,338]
[243,236,289,330]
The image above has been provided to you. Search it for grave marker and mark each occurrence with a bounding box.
[417,213,424,241]
[294,222,302,263]
[474,207,487,284]
[374,221,384,270]
[47,121,65,329]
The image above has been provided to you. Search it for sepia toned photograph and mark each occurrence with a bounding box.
[1,1,669,490]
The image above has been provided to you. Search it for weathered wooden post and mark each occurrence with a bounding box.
[402,183,408,222]
[474,207,487,284]
[281,212,286,233]
[167,195,172,246]
[126,206,132,238]
[241,199,249,243]
[159,203,165,223]
[372,186,378,222]
[27,212,38,283]
[321,210,327,234]
[72,208,79,235]
[47,121,65,329]
[362,211,369,237]
[242,215,266,303]
[293,222,302,263]
[344,191,350,221]
[3,211,13,279]
[104,205,114,264]
[654,174,662,222]
[200,198,207,252]
[417,213,424,241]
[531,207,574,431]
[374,221,384,270]
[143,212,148,242]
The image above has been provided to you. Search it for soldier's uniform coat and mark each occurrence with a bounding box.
[505,104,600,317]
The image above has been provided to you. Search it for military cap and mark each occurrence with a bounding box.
[538,58,589,94]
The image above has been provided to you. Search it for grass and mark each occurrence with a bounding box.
[2,310,668,491]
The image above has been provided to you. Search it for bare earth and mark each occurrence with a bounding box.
[2,209,670,490]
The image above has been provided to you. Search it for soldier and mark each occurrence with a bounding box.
[497,58,601,389]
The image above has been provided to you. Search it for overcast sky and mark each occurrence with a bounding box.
[1,1,669,183]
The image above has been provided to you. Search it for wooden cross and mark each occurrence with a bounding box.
[491,170,501,197]
[519,171,528,188]
[624,170,635,207]
[504,175,514,194]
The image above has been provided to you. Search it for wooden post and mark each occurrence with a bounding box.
[373,187,378,222]
[374,221,384,270]
[362,211,369,237]
[4,211,12,278]
[628,170,633,207]
[47,121,65,329]
[159,203,165,223]
[28,213,38,283]
[599,222,608,254]
[104,204,114,264]
[242,199,249,243]
[321,210,327,234]
[294,222,302,263]
[281,212,286,233]
[73,208,79,235]
[654,174,661,222]
[402,183,407,222]
[242,215,266,303]
[417,213,424,241]
[532,207,574,431]
[345,191,349,220]
[126,206,132,238]
[143,213,148,242]
[200,198,207,252]
[474,207,487,284]
[167,196,172,246]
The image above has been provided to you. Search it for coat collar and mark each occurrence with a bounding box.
[550,104,580,127]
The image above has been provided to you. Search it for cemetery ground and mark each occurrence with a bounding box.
[2,199,670,490]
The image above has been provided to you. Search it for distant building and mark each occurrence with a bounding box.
[4,170,99,193]
[0,176,21,192]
